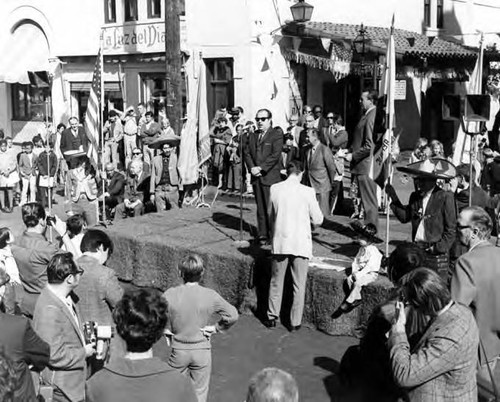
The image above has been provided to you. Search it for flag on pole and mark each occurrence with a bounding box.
[197,61,211,167]
[84,47,102,169]
[371,15,396,188]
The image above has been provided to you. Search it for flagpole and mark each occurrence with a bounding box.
[385,17,395,258]
[99,30,106,224]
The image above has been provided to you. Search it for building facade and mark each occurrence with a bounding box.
[0,0,499,149]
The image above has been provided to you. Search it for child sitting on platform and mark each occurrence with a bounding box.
[334,222,383,316]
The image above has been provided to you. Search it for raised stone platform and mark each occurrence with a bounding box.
[105,199,404,337]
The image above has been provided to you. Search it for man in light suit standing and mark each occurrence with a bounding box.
[452,206,500,378]
[304,128,338,217]
[346,90,378,228]
[265,160,323,331]
[33,253,95,402]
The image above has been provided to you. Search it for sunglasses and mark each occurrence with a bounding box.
[74,268,84,276]
[327,116,334,119]
[132,152,142,155]
[456,224,471,230]
[255,117,269,122]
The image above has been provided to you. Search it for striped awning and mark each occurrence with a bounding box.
[0,22,51,84]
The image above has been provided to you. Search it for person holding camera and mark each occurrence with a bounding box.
[33,253,95,402]
[389,268,478,401]
[11,202,78,318]
[86,289,197,402]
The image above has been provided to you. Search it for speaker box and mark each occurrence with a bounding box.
[442,95,462,120]
[465,95,490,122]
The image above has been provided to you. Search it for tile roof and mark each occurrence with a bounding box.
[289,21,477,59]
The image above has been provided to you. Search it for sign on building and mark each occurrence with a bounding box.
[395,80,407,100]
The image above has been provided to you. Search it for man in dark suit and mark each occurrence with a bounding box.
[452,206,500,378]
[60,117,89,168]
[323,113,348,152]
[346,91,378,227]
[455,163,491,212]
[0,270,50,401]
[304,129,338,217]
[312,105,327,132]
[243,109,283,243]
[99,163,125,211]
[298,114,316,162]
[114,159,151,220]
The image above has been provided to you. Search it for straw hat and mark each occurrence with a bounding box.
[397,158,456,179]
[149,132,181,149]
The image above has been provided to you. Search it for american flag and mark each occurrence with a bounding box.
[84,48,102,169]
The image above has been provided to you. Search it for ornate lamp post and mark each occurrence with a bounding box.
[290,0,314,23]
[353,24,367,82]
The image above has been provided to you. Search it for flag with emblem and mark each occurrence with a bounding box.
[84,47,102,169]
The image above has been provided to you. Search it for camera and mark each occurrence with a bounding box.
[46,215,56,226]
[83,321,114,360]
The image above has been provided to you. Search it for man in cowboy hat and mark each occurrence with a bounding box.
[385,158,457,279]
[149,132,181,211]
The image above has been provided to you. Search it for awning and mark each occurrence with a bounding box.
[0,22,51,84]
[70,82,121,92]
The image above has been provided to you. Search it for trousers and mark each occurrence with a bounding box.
[355,174,378,227]
[268,255,308,327]
[155,186,179,211]
[104,141,120,168]
[21,175,37,205]
[316,191,331,217]
[123,135,136,165]
[168,348,212,402]
[114,202,144,221]
[252,182,271,239]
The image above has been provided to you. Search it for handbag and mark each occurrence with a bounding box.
[478,339,499,402]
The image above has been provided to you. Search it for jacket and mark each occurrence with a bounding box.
[304,142,337,193]
[103,119,124,142]
[150,153,180,193]
[389,302,478,402]
[323,126,348,152]
[106,171,126,202]
[350,107,376,175]
[33,287,87,402]
[269,175,323,259]
[243,127,283,186]
[37,151,58,177]
[60,127,88,157]
[18,152,38,177]
[86,357,197,402]
[390,187,457,254]
[124,172,150,203]
[0,312,50,402]
[140,121,162,145]
[452,241,500,364]
[74,255,124,326]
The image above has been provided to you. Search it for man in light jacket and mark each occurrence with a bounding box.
[264,160,323,331]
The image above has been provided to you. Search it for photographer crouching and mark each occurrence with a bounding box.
[11,202,78,318]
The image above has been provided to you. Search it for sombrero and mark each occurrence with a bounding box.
[149,132,181,149]
[350,220,383,244]
[397,158,456,179]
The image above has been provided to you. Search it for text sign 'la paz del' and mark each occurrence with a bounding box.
[102,22,165,54]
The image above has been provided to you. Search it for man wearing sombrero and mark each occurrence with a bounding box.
[385,158,457,278]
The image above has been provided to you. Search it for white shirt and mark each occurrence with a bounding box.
[414,187,435,242]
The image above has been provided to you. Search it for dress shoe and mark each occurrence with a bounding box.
[263,319,276,328]
[288,324,301,332]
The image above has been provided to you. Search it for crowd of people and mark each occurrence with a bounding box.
[2,89,500,401]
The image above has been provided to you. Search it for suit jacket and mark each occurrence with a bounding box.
[37,151,58,177]
[124,172,150,203]
[322,126,348,151]
[455,185,491,213]
[269,176,323,259]
[0,312,50,402]
[452,242,500,364]
[304,143,337,193]
[150,153,180,193]
[391,187,457,254]
[106,171,125,202]
[140,122,162,145]
[33,287,87,402]
[243,127,283,186]
[350,107,376,175]
[389,302,478,402]
[60,127,88,158]
[75,255,124,326]
[280,147,298,171]
[18,152,38,177]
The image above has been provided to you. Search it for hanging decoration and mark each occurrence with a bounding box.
[283,49,350,81]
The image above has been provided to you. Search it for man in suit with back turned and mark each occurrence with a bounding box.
[243,108,283,245]
[346,90,378,228]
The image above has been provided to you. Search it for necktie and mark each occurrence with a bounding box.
[258,131,264,142]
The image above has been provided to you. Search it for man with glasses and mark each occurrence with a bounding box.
[33,252,96,402]
[312,105,326,131]
[243,109,283,244]
[452,206,500,380]
[60,117,89,168]
[98,163,125,220]
[298,113,317,159]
